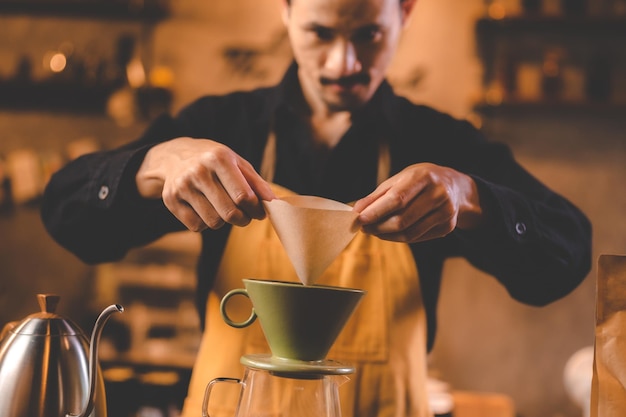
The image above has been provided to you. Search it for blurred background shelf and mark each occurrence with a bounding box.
[473,99,626,117]
[0,0,169,21]
[0,80,172,115]
[474,11,626,118]
[0,80,122,113]
[476,16,626,37]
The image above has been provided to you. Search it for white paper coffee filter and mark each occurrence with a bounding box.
[263,195,359,285]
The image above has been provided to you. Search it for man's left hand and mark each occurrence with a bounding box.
[353,163,484,243]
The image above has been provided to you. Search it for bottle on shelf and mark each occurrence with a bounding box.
[585,52,612,102]
[562,0,588,15]
[0,155,14,213]
[522,0,542,15]
[541,48,565,99]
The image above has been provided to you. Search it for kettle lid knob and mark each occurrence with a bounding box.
[37,294,61,314]
[10,293,79,336]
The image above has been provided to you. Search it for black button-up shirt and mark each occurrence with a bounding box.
[41,63,592,350]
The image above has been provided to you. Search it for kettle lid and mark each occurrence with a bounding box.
[10,294,81,336]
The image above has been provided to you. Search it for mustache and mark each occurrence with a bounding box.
[320,73,370,87]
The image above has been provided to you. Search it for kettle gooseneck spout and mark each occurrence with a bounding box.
[68,304,124,417]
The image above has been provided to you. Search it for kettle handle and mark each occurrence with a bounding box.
[0,321,17,341]
[202,378,243,417]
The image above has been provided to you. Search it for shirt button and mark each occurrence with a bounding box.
[515,221,527,236]
[98,185,109,200]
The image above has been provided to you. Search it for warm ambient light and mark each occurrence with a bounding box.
[485,83,504,105]
[487,2,507,20]
[126,58,146,88]
[49,53,67,73]
[149,65,175,88]
[43,51,68,73]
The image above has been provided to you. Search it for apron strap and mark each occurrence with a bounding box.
[259,118,390,186]
[377,138,391,186]
[260,127,277,183]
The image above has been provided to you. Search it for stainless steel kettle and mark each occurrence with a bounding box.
[0,293,123,417]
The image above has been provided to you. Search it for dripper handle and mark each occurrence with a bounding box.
[220,288,257,328]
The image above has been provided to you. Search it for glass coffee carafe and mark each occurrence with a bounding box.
[202,360,351,417]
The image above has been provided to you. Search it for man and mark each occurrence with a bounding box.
[41,0,592,416]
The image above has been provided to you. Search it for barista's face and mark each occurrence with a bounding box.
[284,0,414,112]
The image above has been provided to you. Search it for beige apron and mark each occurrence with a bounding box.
[180,132,431,417]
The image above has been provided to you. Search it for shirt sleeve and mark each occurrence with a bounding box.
[446,122,592,306]
[40,114,190,264]
[40,88,267,265]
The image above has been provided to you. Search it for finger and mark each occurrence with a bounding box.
[360,198,434,235]
[171,172,249,228]
[356,184,418,225]
[352,185,388,214]
[239,159,276,202]
[365,186,454,235]
[198,179,253,227]
[211,164,266,222]
[369,215,454,243]
[181,155,258,225]
[162,178,230,230]
[185,188,237,229]
[360,197,440,237]
[163,193,220,232]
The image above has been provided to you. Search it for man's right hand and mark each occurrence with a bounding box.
[136,137,276,232]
